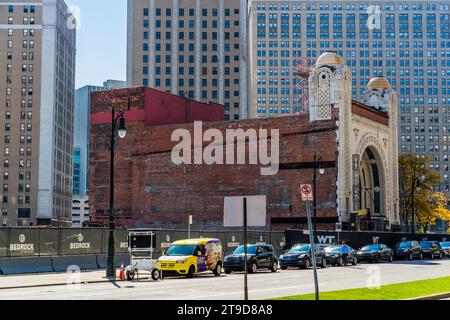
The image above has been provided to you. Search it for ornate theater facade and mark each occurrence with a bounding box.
[89,52,399,231]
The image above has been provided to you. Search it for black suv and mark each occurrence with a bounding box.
[394,240,423,260]
[420,241,445,259]
[279,244,327,270]
[224,244,279,274]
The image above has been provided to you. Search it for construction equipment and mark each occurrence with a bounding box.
[125,229,161,281]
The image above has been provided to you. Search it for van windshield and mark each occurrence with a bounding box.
[166,245,196,256]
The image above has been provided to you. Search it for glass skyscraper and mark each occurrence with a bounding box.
[248,0,450,192]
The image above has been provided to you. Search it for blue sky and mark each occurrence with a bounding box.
[67,0,127,89]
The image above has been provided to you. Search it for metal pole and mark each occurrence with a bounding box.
[411,169,415,235]
[188,217,191,239]
[243,197,248,301]
[106,107,116,279]
[313,154,317,236]
[306,200,319,301]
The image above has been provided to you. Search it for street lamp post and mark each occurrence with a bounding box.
[312,154,325,236]
[106,100,129,279]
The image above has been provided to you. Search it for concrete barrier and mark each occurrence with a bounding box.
[51,255,99,272]
[96,253,130,269]
[0,257,54,275]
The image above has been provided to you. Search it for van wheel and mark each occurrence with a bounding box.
[213,263,222,277]
[151,269,160,281]
[224,268,232,274]
[126,270,135,281]
[187,265,195,278]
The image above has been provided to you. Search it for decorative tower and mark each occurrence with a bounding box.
[362,77,400,224]
[309,51,353,221]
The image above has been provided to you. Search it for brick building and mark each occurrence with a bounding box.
[90,53,400,232]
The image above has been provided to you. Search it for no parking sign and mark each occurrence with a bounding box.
[301,184,313,202]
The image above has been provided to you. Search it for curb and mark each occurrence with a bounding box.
[0,280,111,290]
[0,278,119,291]
[409,292,450,300]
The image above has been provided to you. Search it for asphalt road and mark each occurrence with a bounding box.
[1,259,450,300]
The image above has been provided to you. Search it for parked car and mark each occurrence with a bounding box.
[440,242,450,256]
[158,238,224,278]
[324,245,358,266]
[420,241,444,259]
[223,244,279,274]
[356,244,394,263]
[279,244,327,270]
[394,241,423,260]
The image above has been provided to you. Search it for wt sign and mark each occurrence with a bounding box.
[301,184,313,202]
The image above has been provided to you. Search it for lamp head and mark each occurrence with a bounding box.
[118,115,126,139]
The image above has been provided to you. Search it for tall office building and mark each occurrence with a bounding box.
[73,81,125,197]
[72,81,125,227]
[0,0,76,226]
[127,0,248,121]
[247,0,450,192]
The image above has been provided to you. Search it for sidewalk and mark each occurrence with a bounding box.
[0,270,112,290]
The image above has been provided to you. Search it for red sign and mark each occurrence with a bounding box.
[301,184,313,202]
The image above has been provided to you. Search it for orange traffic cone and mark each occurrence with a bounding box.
[119,264,125,281]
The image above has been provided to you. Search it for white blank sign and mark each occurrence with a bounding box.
[224,196,267,227]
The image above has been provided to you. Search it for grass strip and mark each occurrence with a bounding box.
[272,276,450,300]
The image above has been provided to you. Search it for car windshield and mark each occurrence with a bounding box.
[233,245,257,255]
[290,245,311,253]
[325,246,342,253]
[361,245,381,251]
[420,242,432,248]
[165,245,196,256]
[396,242,412,248]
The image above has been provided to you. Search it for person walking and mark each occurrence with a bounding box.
[341,241,350,266]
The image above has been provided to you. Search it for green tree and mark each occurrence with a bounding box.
[399,154,440,232]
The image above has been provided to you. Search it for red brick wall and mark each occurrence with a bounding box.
[90,87,224,126]
[90,106,339,231]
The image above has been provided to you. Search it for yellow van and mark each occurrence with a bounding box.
[158,238,224,278]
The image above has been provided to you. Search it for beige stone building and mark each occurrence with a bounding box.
[0,0,76,226]
[127,0,248,121]
[308,52,399,225]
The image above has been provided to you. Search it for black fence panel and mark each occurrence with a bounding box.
[0,228,8,257]
[248,232,272,245]
[60,228,104,256]
[286,229,450,251]
[38,228,59,257]
[271,232,287,255]
[9,229,38,257]
[114,229,129,253]
[224,232,243,255]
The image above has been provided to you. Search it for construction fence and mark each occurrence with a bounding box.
[0,228,287,258]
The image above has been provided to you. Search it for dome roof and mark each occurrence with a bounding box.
[367,77,392,89]
[316,51,345,67]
